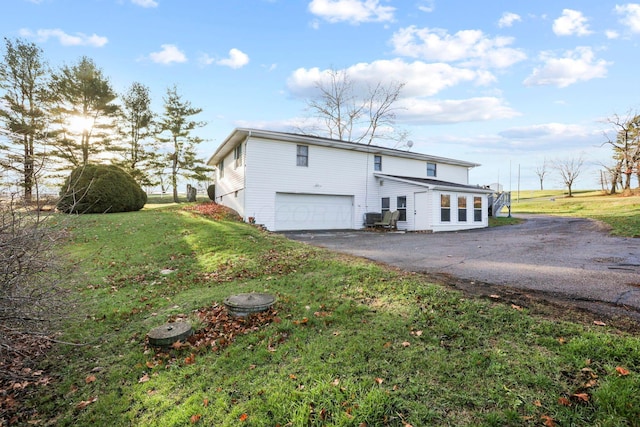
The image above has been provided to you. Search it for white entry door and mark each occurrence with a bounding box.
[413,191,430,231]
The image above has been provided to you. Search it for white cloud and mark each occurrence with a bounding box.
[524,47,610,88]
[398,97,519,124]
[149,44,187,64]
[308,0,395,24]
[552,9,592,36]
[499,123,586,140]
[417,0,435,13]
[615,3,640,33]
[198,53,215,66]
[216,48,250,69]
[605,30,620,39]
[131,0,158,7]
[498,12,521,28]
[391,26,526,69]
[19,28,108,47]
[287,59,494,99]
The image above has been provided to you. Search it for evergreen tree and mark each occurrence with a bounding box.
[116,82,156,186]
[50,56,119,167]
[156,85,209,202]
[0,38,51,202]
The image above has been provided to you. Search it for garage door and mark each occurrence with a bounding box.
[275,193,353,231]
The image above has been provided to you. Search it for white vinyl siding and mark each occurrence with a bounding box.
[243,137,377,230]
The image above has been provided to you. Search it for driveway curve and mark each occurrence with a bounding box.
[284,215,640,324]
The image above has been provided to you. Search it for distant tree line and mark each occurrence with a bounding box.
[0,37,211,204]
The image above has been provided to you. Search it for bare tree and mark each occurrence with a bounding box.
[534,159,548,191]
[554,156,584,197]
[298,68,406,145]
[603,113,640,194]
[1,193,68,383]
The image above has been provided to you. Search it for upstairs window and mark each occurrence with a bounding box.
[427,162,437,177]
[374,155,382,171]
[297,145,308,167]
[458,196,467,222]
[234,144,243,168]
[440,194,451,222]
[218,159,224,178]
[397,196,407,221]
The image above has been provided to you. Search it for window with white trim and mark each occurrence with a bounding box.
[440,194,451,222]
[374,155,382,171]
[427,162,437,177]
[397,196,407,221]
[234,144,243,168]
[381,197,390,215]
[474,197,482,221]
[218,159,224,178]
[297,145,308,167]
[458,196,467,222]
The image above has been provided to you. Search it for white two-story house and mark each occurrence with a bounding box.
[207,128,493,232]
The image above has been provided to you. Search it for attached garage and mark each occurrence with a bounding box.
[274,193,354,231]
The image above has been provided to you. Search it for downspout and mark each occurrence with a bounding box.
[244,130,251,222]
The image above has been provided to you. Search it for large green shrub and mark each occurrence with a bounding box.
[58,164,147,213]
[207,184,215,201]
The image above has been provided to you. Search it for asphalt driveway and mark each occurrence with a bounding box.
[284,215,640,324]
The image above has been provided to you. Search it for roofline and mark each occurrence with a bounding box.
[374,173,495,193]
[206,128,481,168]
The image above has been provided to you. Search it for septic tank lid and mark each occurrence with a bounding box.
[224,292,275,316]
[147,321,193,347]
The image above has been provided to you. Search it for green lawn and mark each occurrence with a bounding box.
[506,190,640,236]
[20,197,640,426]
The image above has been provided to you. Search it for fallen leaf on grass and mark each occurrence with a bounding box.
[85,375,96,384]
[75,396,97,410]
[511,304,523,311]
[572,393,590,402]
[616,366,630,376]
[541,415,556,426]
[184,353,196,365]
[203,398,209,407]
[239,413,248,421]
[374,377,384,385]
[593,320,606,326]
[401,341,411,347]
[190,414,201,423]
[558,397,571,406]
[138,374,150,383]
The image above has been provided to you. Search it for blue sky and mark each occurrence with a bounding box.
[3,0,639,190]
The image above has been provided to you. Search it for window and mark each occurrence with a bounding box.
[296,145,308,167]
[381,197,390,215]
[397,196,407,221]
[427,162,437,177]
[458,196,467,222]
[474,197,482,222]
[234,144,243,168]
[374,155,382,171]
[218,159,224,178]
[440,194,451,222]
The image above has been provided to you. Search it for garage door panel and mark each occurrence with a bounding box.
[275,193,353,230]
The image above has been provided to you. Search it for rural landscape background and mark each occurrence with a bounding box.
[2,0,640,426]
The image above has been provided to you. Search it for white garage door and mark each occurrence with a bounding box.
[275,193,354,231]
